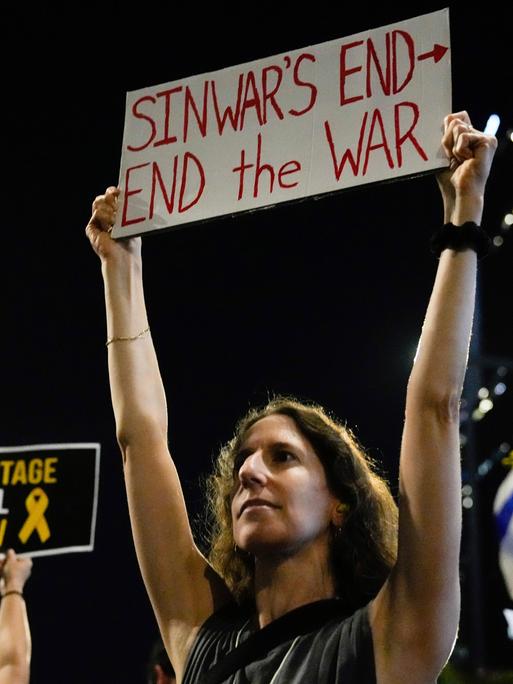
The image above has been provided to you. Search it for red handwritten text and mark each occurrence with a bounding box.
[126,52,318,152]
[324,102,427,179]
[339,30,415,106]
[121,152,206,226]
[232,133,302,200]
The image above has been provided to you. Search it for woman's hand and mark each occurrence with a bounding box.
[85,186,141,263]
[0,550,32,594]
[437,111,497,224]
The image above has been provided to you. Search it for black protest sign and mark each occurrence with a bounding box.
[0,443,100,557]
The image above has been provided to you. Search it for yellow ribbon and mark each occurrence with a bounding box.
[18,487,50,544]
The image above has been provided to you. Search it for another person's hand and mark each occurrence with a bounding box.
[0,550,32,594]
[85,186,141,263]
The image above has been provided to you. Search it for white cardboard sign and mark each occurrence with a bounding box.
[113,8,451,238]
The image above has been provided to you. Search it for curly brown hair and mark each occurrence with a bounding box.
[205,396,398,611]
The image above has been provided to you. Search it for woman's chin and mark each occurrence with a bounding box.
[238,533,293,558]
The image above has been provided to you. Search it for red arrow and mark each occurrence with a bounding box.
[417,44,448,63]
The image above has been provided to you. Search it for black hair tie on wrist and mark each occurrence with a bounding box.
[430,222,491,259]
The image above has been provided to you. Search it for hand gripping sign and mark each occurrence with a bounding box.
[112,8,451,239]
[0,444,100,557]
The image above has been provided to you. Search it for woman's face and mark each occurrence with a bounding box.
[231,414,339,557]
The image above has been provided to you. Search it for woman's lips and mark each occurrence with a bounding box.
[239,499,279,516]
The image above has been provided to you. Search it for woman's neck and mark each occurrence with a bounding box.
[253,542,336,628]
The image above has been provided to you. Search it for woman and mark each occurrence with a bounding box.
[86,112,497,683]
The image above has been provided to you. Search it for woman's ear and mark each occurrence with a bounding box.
[332,502,349,527]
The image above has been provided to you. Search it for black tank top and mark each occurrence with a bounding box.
[182,599,376,683]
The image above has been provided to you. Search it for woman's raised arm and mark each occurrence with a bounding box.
[86,188,231,680]
[0,550,32,684]
[370,113,497,683]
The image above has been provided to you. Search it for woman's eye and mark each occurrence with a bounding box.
[275,450,295,463]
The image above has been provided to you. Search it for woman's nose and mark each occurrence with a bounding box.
[238,450,267,487]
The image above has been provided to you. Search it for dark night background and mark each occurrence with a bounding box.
[2,3,512,682]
